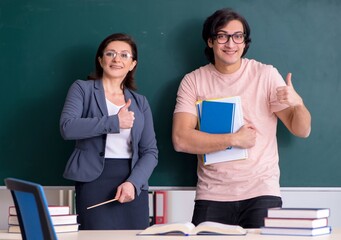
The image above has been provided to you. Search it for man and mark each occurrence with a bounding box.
[172,8,311,228]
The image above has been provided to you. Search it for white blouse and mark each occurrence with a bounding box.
[104,99,132,159]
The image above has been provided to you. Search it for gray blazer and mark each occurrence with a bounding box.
[60,80,158,195]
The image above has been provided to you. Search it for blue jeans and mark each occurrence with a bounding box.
[192,195,282,228]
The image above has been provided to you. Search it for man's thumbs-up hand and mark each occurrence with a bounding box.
[276,73,303,107]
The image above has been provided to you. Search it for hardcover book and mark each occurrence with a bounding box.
[264,217,328,228]
[8,224,79,234]
[261,226,331,236]
[8,214,77,226]
[9,205,70,216]
[267,208,330,219]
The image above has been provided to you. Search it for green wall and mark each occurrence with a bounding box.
[1,0,340,186]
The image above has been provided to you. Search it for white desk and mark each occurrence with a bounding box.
[0,229,340,240]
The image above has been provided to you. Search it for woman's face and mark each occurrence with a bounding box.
[98,41,136,81]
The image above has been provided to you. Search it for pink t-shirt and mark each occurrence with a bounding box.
[174,58,288,201]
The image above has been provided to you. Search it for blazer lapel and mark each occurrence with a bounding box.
[124,89,135,111]
[124,89,137,145]
[94,80,107,116]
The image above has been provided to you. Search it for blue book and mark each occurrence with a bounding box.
[200,101,235,135]
[196,96,248,165]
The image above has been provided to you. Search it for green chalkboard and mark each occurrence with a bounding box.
[1,0,340,187]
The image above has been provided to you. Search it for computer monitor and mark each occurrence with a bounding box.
[5,178,58,240]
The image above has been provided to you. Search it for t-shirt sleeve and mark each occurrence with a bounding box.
[268,66,289,113]
[173,73,198,116]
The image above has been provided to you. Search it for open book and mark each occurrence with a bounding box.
[138,221,247,236]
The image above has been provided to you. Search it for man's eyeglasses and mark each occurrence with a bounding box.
[214,32,246,44]
[103,51,133,61]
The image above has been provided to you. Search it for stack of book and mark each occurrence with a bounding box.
[261,208,331,236]
[196,96,248,165]
[8,205,79,233]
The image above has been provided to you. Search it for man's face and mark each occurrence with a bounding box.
[208,20,245,73]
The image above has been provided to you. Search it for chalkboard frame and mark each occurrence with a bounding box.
[0,0,340,187]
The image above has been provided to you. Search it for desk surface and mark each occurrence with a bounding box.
[0,229,340,240]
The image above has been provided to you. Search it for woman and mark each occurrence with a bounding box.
[60,33,158,230]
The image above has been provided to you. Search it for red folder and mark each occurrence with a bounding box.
[154,191,167,224]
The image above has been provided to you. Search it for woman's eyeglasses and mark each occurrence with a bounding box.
[103,51,133,61]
